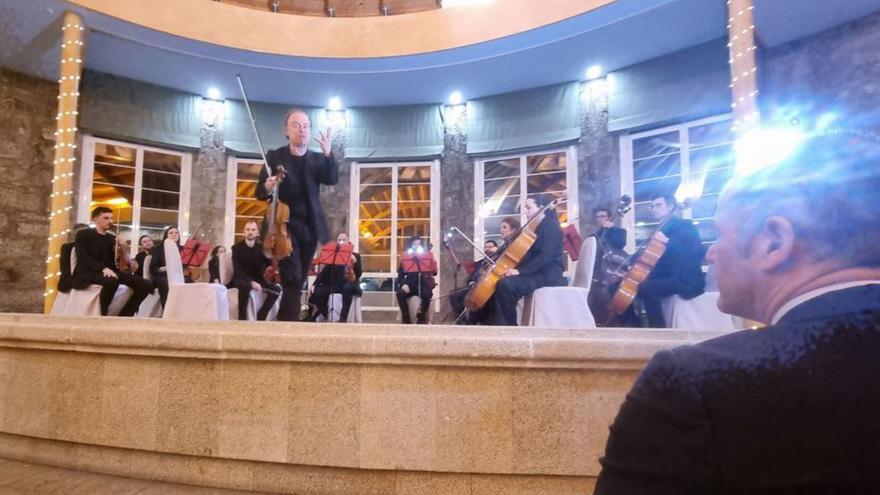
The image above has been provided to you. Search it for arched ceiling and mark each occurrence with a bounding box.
[1,0,878,107]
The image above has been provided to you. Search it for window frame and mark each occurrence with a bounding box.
[350,159,442,312]
[619,114,734,253]
[77,134,193,256]
[224,156,268,247]
[473,145,579,263]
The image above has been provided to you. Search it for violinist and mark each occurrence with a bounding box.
[231,220,280,320]
[627,193,705,327]
[71,207,152,316]
[208,245,226,285]
[133,235,154,279]
[396,236,437,324]
[256,108,338,321]
[149,225,187,309]
[488,194,567,326]
[594,208,627,252]
[307,232,362,322]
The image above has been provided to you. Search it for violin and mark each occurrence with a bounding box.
[464,193,567,311]
[262,165,293,285]
[115,238,135,274]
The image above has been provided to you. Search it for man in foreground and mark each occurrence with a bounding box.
[595,129,880,494]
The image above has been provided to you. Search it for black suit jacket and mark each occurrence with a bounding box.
[596,226,627,252]
[57,242,75,293]
[516,213,565,278]
[596,284,880,495]
[644,216,705,299]
[71,228,116,289]
[231,240,270,286]
[256,146,339,245]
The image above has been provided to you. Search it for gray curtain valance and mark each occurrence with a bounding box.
[224,100,325,155]
[345,104,444,160]
[608,39,732,132]
[79,70,201,149]
[466,82,581,155]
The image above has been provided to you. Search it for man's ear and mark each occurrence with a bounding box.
[755,216,796,273]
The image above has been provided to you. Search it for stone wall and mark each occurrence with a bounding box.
[0,68,56,313]
[189,98,228,244]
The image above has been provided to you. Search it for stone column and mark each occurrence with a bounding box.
[578,78,620,237]
[44,11,86,313]
[187,98,227,251]
[727,0,760,135]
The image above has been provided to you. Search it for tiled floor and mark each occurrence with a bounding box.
[0,458,270,494]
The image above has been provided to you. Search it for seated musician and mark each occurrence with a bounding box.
[594,208,627,251]
[133,235,154,279]
[149,225,186,308]
[70,207,152,316]
[57,223,90,294]
[450,239,499,323]
[631,193,705,327]
[308,232,362,322]
[208,245,226,285]
[488,194,567,326]
[231,220,280,320]
[396,236,437,324]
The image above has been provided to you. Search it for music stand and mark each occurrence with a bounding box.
[400,252,437,274]
[182,238,212,268]
[316,241,353,267]
[561,224,582,261]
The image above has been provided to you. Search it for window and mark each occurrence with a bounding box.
[225,157,269,246]
[474,147,579,263]
[620,115,735,253]
[350,161,440,310]
[78,136,191,254]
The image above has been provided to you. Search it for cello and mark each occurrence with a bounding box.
[464,193,567,311]
[235,74,293,284]
[588,195,632,325]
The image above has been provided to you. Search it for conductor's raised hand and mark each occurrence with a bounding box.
[315,127,333,156]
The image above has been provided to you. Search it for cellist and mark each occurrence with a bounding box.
[488,194,567,326]
[256,108,338,321]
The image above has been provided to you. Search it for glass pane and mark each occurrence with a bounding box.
[237,180,258,198]
[360,185,392,202]
[527,152,566,173]
[359,202,392,222]
[397,219,430,241]
[693,168,734,197]
[398,184,430,202]
[95,142,136,166]
[690,196,719,220]
[360,219,391,238]
[633,154,681,182]
[484,176,520,199]
[237,198,267,219]
[359,238,392,255]
[397,201,431,218]
[142,170,180,193]
[140,207,179,232]
[526,171,566,194]
[398,165,431,184]
[482,215,506,238]
[141,190,180,210]
[93,163,135,187]
[632,131,680,160]
[360,167,393,185]
[237,162,263,181]
[634,176,681,206]
[689,145,734,175]
[143,150,182,174]
[359,277,393,292]
[481,195,520,217]
[484,158,519,180]
[91,184,134,205]
[360,255,392,273]
[688,120,734,149]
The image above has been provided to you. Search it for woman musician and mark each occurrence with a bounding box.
[395,236,437,324]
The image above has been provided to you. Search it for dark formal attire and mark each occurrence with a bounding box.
[208,256,221,285]
[635,216,706,327]
[57,242,75,293]
[133,250,149,279]
[450,256,494,325]
[488,214,567,326]
[309,252,362,322]
[596,225,627,252]
[596,283,880,495]
[149,241,184,308]
[231,240,280,321]
[71,228,152,316]
[256,146,338,321]
[396,254,437,324]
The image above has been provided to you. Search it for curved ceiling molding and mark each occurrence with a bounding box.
[68,0,615,58]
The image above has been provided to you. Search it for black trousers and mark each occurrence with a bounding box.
[488,272,565,326]
[310,281,359,321]
[233,280,281,321]
[81,271,153,317]
[396,286,432,324]
[276,238,317,322]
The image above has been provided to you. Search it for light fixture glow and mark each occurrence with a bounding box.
[448,91,463,105]
[206,87,221,100]
[734,126,807,177]
[327,96,343,111]
[585,65,603,80]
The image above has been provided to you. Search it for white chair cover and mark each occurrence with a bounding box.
[137,254,163,318]
[60,247,131,317]
[50,291,69,315]
[322,294,362,323]
[161,239,229,320]
[521,237,598,328]
[661,291,737,331]
[221,250,280,321]
[397,295,432,324]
